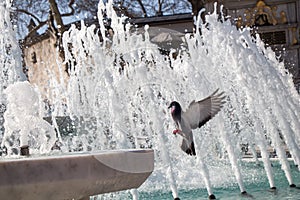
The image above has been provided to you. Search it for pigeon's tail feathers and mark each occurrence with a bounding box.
[181,140,196,156]
[190,141,196,156]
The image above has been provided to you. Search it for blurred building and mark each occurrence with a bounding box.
[23,0,300,95]
[131,0,300,92]
[222,0,300,91]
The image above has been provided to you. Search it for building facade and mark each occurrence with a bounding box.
[221,0,300,91]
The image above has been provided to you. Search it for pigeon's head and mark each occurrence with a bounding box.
[168,101,182,115]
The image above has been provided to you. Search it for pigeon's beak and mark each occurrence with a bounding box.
[168,104,172,109]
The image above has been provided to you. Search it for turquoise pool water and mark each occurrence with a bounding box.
[137,161,299,200]
[139,184,300,200]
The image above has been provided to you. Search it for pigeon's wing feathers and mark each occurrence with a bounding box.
[183,89,226,129]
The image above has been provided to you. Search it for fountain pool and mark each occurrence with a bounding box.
[1,0,299,199]
[106,160,300,199]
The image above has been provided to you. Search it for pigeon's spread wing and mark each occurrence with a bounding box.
[183,89,226,129]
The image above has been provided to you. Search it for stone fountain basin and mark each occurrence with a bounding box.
[0,149,154,200]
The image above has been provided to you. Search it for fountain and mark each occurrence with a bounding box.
[0,1,154,200]
[0,0,299,199]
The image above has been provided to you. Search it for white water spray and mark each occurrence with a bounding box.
[1,81,56,155]
[0,0,299,199]
[0,0,30,155]
[0,0,25,115]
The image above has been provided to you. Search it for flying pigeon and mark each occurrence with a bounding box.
[168,89,226,156]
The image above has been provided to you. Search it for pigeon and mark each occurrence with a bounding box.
[168,89,226,156]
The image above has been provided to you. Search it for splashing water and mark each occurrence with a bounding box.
[0,0,25,91]
[0,0,26,154]
[1,81,56,155]
[0,0,299,199]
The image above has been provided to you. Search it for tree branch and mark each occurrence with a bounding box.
[15,9,41,24]
[136,0,147,17]
[188,0,205,16]
[61,0,75,17]
[23,20,47,44]
[157,0,163,16]
[48,0,65,35]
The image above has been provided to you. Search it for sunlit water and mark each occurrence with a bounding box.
[0,0,299,199]
[105,161,300,200]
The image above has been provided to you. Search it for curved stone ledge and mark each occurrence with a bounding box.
[0,149,154,200]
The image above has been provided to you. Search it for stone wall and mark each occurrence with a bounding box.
[23,35,68,101]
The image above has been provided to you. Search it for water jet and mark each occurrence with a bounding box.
[0,0,299,199]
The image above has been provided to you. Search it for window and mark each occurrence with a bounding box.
[259,31,286,45]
